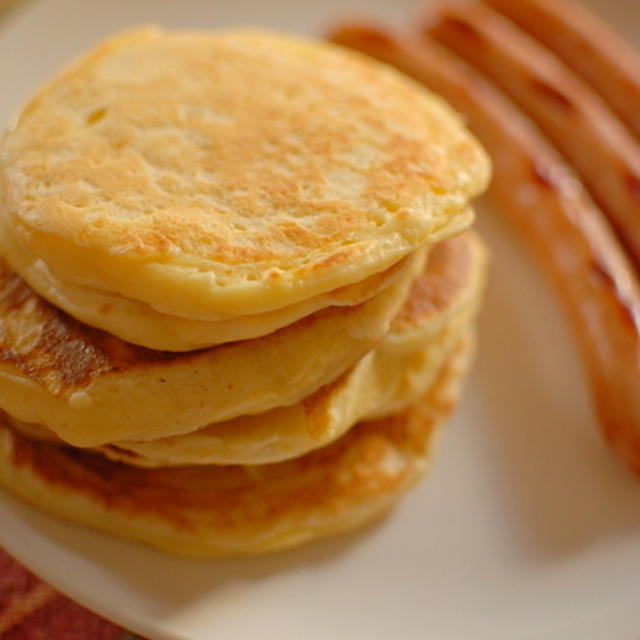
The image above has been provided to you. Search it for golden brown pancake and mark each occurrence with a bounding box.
[0,333,473,557]
[0,24,493,562]
[0,228,481,452]
[0,231,485,467]
[0,247,425,446]
[0,27,490,349]
[97,231,486,466]
[0,219,412,351]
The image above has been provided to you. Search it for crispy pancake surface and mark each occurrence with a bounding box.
[0,27,490,333]
[0,333,473,557]
[0,248,426,446]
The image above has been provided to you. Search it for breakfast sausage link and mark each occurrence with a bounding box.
[424,3,640,271]
[329,23,640,473]
[485,0,640,139]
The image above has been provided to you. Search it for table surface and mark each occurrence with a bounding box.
[0,547,144,639]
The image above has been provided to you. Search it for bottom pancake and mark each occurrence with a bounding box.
[0,333,473,558]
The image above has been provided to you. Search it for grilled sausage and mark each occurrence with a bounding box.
[426,3,640,270]
[329,23,640,473]
[485,0,640,139]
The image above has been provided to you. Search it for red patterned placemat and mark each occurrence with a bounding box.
[0,548,144,639]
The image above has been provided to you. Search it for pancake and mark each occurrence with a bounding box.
[0,232,485,465]
[8,229,483,464]
[103,320,471,467]
[0,332,473,557]
[3,317,470,466]
[0,27,490,343]
[96,231,486,466]
[0,247,426,447]
[0,219,409,351]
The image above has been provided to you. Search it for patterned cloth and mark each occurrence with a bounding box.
[0,548,143,639]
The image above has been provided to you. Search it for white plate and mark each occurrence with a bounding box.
[1,1,640,638]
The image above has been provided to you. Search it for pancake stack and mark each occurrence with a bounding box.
[0,28,490,556]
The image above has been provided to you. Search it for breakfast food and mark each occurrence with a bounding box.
[0,246,425,446]
[329,0,640,473]
[6,232,486,466]
[0,27,490,555]
[0,27,485,350]
[485,0,640,138]
[0,335,473,557]
[426,3,640,270]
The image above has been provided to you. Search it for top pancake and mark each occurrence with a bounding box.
[0,27,490,323]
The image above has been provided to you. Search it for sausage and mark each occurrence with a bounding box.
[484,0,640,139]
[329,23,640,473]
[425,3,640,271]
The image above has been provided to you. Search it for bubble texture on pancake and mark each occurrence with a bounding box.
[0,27,490,330]
[0,333,473,557]
[0,249,426,446]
